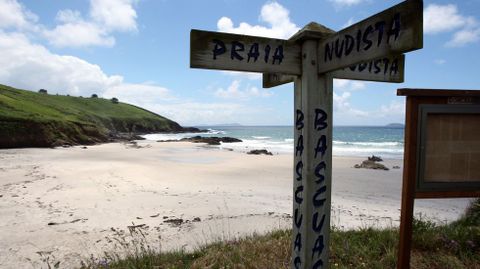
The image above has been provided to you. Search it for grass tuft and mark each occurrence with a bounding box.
[80,199,479,269]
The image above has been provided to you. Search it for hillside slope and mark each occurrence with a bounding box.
[0,85,198,148]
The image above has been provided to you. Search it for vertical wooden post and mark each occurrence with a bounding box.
[292,24,334,269]
[397,96,418,269]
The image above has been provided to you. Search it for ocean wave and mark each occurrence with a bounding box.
[333,140,403,147]
[207,128,226,135]
[252,136,271,140]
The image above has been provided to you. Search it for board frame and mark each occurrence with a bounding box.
[416,104,480,193]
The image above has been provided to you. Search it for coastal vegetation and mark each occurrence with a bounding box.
[0,84,198,148]
[81,199,480,269]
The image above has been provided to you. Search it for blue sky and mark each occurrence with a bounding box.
[1,0,479,126]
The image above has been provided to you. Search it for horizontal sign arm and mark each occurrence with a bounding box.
[190,29,302,75]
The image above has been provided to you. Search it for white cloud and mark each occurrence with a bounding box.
[342,18,355,28]
[424,4,472,34]
[44,20,114,48]
[43,0,138,48]
[446,27,480,47]
[333,79,366,91]
[333,91,368,117]
[215,80,272,99]
[328,0,365,8]
[424,4,480,47]
[221,71,262,80]
[0,30,122,96]
[103,83,174,102]
[217,2,299,39]
[379,100,405,118]
[0,0,37,30]
[434,59,446,65]
[90,0,138,32]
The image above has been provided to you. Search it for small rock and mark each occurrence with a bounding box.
[150,213,160,218]
[81,146,88,149]
[247,149,273,155]
[164,218,184,226]
[0,194,3,198]
[136,217,142,219]
[368,155,383,162]
[47,222,59,226]
[393,165,400,169]
[11,194,19,197]
[192,217,201,222]
[354,160,389,170]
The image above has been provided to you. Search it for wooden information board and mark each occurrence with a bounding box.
[396,88,480,269]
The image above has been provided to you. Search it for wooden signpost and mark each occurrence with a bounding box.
[190,1,423,268]
[396,88,480,269]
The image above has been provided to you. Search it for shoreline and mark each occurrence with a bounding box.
[0,141,472,268]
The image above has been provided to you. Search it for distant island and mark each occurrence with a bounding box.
[0,84,201,148]
[385,123,405,128]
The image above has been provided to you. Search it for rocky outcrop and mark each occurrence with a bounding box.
[180,136,242,145]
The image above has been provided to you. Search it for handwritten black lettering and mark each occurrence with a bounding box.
[334,38,345,58]
[314,161,326,184]
[212,39,226,60]
[344,34,355,56]
[312,234,325,259]
[314,109,328,131]
[296,109,304,130]
[312,258,323,269]
[294,256,302,269]
[362,25,373,51]
[295,185,304,204]
[313,186,327,208]
[231,41,244,61]
[296,161,303,181]
[296,135,304,157]
[314,135,327,159]
[272,46,284,64]
[264,45,271,63]
[294,208,303,228]
[312,212,326,232]
[247,43,259,62]
[294,232,302,251]
[387,13,401,44]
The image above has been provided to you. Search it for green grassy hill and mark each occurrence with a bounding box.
[0,84,196,148]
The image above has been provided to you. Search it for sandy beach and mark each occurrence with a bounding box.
[0,140,473,268]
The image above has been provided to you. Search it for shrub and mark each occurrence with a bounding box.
[39,89,47,94]
[111,97,119,104]
[91,94,98,98]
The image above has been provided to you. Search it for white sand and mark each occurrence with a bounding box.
[0,141,473,268]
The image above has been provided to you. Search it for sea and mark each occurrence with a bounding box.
[142,125,404,159]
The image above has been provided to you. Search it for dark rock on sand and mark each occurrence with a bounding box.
[192,217,201,222]
[354,160,389,170]
[247,149,273,155]
[368,155,383,162]
[164,218,184,226]
[180,136,242,145]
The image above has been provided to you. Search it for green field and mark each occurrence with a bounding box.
[0,84,187,148]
